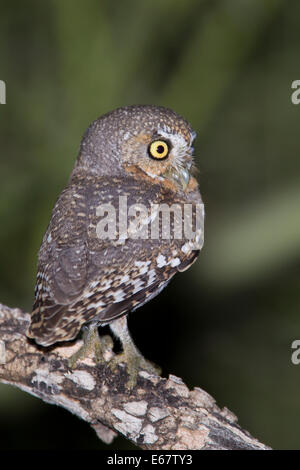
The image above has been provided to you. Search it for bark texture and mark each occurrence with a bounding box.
[0,303,270,450]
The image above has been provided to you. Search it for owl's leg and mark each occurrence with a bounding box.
[68,324,113,368]
[109,316,161,388]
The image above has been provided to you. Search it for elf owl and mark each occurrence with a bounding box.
[27,105,204,387]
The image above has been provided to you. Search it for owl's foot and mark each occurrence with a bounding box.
[109,348,161,389]
[109,316,161,388]
[94,334,114,363]
[68,326,113,368]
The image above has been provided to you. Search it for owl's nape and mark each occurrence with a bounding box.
[27,104,204,389]
[68,317,161,388]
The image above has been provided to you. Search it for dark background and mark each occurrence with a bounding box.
[1,0,300,450]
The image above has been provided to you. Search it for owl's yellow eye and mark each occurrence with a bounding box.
[148,140,170,160]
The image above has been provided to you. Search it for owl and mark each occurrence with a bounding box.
[27,105,204,387]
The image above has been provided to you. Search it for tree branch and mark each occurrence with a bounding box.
[0,303,270,450]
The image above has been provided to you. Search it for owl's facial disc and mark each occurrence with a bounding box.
[119,109,196,191]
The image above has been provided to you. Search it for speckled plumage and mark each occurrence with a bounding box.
[27,105,204,350]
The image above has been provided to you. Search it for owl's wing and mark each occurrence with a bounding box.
[93,249,200,324]
[28,178,201,346]
[27,182,93,344]
[29,243,199,347]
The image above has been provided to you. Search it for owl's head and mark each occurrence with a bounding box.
[75,105,196,191]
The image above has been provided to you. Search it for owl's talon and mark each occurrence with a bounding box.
[142,359,162,376]
[68,327,107,368]
[94,334,114,363]
[107,316,162,388]
[108,350,161,388]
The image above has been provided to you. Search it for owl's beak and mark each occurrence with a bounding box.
[163,161,191,191]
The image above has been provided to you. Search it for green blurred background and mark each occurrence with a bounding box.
[1,0,300,450]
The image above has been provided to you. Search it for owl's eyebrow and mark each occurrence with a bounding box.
[151,130,172,146]
[151,130,161,139]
